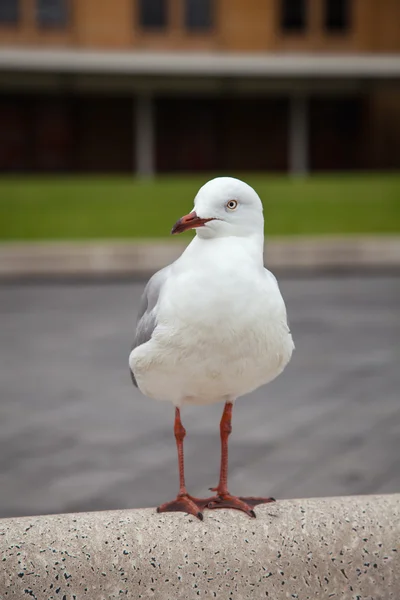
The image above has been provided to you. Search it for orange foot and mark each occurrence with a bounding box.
[157,494,205,520]
[202,492,275,518]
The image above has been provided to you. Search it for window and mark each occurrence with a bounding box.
[281,0,307,32]
[139,0,167,29]
[185,0,212,30]
[324,0,351,32]
[36,0,69,27]
[0,0,19,24]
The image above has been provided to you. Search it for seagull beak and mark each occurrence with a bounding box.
[171,211,214,235]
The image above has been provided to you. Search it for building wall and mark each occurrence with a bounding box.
[1,0,399,52]
[1,1,399,175]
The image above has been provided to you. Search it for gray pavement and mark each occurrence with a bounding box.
[0,275,399,519]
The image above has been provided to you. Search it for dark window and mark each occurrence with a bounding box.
[36,0,68,27]
[0,0,19,24]
[281,0,306,32]
[139,0,167,28]
[185,0,212,30]
[324,0,351,32]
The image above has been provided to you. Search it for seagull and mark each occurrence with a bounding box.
[129,177,294,520]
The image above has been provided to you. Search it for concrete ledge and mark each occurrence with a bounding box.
[0,236,399,280]
[1,495,399,599]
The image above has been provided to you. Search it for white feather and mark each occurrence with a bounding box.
[129,177,294,406]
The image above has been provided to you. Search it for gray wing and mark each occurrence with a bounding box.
[130,265,171,387]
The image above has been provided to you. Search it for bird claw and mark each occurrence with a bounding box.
[157,492,275,520]
[157,494,204,520]
[202,493,275,517]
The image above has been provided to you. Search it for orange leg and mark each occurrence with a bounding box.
[206,402,275,517]
[157,407,204,520]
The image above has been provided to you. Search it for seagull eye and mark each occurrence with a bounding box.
[226,200,238,210]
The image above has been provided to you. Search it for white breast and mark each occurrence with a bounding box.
[130,238,294,405]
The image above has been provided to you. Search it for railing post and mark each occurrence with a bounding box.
[289,93,309,176]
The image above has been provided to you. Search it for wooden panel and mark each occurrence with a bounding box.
[368,87,400,169]
[156,97,220,171]
[0,94,134,173]
[309,96,367,171]
[0,95,74,172]
[156,96,288,172]
[220,97,288,171]
[369,0,400,52]
[74,0,133,48]
[0,97,29,171]
[75,97,133,172]
[32,98,74,171]
[218,0,275,51]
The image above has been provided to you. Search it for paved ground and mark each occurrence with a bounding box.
[0,275,399,519]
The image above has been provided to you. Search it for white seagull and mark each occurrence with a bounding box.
[129,177,294,520]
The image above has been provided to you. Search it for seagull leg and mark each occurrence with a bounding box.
[157,407,204,520]
[205,401,275,518]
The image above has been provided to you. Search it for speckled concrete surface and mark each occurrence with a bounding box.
[1,495,399,599]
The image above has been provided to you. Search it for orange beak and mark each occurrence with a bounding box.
[171,211,215,235]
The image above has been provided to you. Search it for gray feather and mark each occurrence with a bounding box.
[130,266,171,387]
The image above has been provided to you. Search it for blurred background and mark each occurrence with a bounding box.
[0,0,399,518]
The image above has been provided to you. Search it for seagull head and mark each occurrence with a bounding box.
[171,177,264,239]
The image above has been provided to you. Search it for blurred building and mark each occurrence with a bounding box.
[0,0,400,175]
